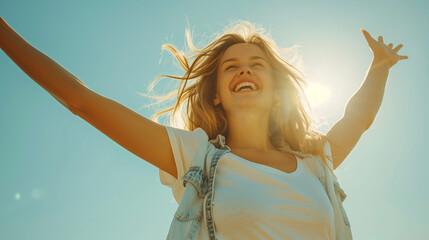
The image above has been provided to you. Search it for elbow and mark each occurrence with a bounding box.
[364,117,374,131]
[344,109,375,131]
[66,87,93,116]
[68,103,82,116]
[344,106,375,131]
[50,92,84,116]
[364,110,377,130]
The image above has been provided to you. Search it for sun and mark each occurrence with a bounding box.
[305,82,331,106]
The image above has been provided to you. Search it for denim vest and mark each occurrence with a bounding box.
[166,135,352,240]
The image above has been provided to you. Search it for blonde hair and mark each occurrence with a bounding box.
[143,20,336,177]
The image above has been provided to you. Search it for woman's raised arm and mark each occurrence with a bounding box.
[0,17,178,179]
[0,17,87,113]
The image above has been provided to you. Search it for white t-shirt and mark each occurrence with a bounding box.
[159,126,335,240]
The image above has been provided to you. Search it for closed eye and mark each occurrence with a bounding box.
[225,65,237,70]
[225,63,263,71]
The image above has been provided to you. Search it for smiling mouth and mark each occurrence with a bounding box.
[232,88,260,94]
[232,81,260,93]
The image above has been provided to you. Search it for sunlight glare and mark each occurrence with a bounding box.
[305,82,330,106]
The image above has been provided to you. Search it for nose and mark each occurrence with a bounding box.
[239,65,252,76]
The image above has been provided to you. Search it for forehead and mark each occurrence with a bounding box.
[220,43,266,61]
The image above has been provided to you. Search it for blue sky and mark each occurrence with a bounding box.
[1,0,428,239]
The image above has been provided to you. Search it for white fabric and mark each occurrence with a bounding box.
[159,126,335,240]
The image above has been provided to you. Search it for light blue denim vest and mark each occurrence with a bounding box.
[166,135,352,240]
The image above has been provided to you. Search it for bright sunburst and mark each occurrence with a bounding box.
[305,82,331,106]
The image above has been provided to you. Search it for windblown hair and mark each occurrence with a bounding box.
[143,20,336,177]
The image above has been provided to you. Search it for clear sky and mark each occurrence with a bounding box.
[1,0,428,239]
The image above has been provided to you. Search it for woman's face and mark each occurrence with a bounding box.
[214,43,275,115]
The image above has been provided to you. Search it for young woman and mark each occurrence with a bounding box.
[0,17,407,239]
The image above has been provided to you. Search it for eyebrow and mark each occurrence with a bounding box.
[220,56,267,68]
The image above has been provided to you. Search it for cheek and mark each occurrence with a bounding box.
[265,77,275,90]
[216,75,223,92]
[261,71,275,89]
[217,72,233,92]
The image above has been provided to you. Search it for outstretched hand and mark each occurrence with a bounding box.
[360,29,408,69]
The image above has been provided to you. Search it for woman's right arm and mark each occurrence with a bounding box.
[0,17,178,179]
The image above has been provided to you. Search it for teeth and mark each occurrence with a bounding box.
[234,81,258,92]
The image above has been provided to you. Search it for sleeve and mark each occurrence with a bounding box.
[159,126,210,203]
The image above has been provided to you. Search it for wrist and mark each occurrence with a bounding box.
[371,58,391,70]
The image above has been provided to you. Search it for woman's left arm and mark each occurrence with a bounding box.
[326,29,408,170]
[348,29,409,123]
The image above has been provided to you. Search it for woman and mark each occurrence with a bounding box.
[0,17,407,239]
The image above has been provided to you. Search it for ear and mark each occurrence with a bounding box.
[213,93,221,106]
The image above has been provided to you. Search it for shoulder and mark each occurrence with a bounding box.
[164,126,209,142]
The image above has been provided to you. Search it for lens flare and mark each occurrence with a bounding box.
[305,82,330,106]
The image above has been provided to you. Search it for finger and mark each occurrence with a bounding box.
[360,29,376,44]
[378,36,384,44]
[399,55,408,60]
[388,43,393,48]
[393,44,403,52]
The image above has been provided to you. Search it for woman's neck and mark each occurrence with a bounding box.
[225,109,275,152]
